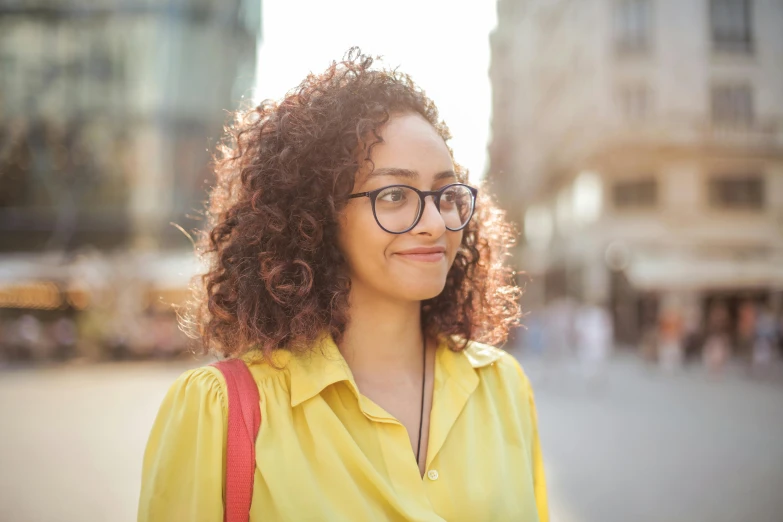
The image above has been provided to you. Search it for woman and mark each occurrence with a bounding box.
[138,49,548,521]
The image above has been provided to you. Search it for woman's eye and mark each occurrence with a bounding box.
[442,188,459,204]
[378,188,407,203]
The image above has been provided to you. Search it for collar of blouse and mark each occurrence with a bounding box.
[265,331,504,409]
[243,331,506,470]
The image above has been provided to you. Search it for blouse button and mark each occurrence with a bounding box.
[427,469,439,481]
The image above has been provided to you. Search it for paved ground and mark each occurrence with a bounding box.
[520,353,783,522]
[0,354,782,522]
[0,359,203,522]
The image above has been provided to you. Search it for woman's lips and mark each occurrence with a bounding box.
[394,252,446,262]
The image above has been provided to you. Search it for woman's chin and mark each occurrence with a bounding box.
[390,282,446,302]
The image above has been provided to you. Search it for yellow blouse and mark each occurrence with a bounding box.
[138,334,549,521]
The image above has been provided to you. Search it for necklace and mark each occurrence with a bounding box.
[416,334,426,467]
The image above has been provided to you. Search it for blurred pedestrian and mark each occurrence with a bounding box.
[138,50,549,522]
[750,305,778,378]
[521,313,547,356]
[75,308,109,361]
[540,296,577,383]
[703,301,730,375]
[736,299,757,361]
[50,316,77,360]
[778,309,783,358]
[682,300,703,364]
[658,304,684,374]
[575,301,612,385]
[18,314,54,361]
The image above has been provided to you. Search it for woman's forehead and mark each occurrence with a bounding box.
[355,114,453,186]
[376,113,450,157]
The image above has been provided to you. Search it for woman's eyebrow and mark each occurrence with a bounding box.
[367,168,457,181]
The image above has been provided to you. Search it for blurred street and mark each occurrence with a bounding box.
[0,358,203,522]
[2,353,782,522]
[522,353,783,522]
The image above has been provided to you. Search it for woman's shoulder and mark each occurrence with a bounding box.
[462,339,507,367]
[168,353,286,401]
[163,365,230,414]
[462,339,533,393]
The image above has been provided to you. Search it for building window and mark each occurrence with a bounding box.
[617,84,651,120]
[612,178,657,209]
[708,175,764,209]
[0,54,17,112]
[711,84,753,126]
[710,0,753,53]
[613,0,652,56]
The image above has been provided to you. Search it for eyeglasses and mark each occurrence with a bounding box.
[347,183,478,234]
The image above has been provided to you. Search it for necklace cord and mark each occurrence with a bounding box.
[416,334,425,466]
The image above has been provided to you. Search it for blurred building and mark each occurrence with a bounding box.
[0,1,261,360]
[489,0,783,348]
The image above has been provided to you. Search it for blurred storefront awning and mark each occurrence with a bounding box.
[0,250,207,310]
[0,253,70,284]
[133,251,206,290]
[627,253,783,292]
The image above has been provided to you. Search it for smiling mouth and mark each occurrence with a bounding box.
[394,252,446,262]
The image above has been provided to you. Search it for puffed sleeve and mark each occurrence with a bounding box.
[138,367,227,522]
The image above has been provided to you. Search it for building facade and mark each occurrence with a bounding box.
[0,1,261,360]
[489,0,783,349]
[0,0,260,251]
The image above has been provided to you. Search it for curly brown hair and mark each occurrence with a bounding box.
[182,48,521,361]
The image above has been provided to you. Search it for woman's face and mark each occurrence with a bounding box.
[339,112,464,303]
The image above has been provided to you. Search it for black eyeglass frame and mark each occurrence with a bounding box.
[347,183,479,234]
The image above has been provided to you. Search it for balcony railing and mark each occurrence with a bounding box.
[619,116,782,148]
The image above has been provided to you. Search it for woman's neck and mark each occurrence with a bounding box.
[338,283,425,379]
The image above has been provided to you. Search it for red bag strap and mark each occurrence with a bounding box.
[211,359,261,522]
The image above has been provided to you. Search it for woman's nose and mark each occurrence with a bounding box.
[413,195,446,234]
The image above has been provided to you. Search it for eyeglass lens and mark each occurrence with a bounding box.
[374,185,474,233]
